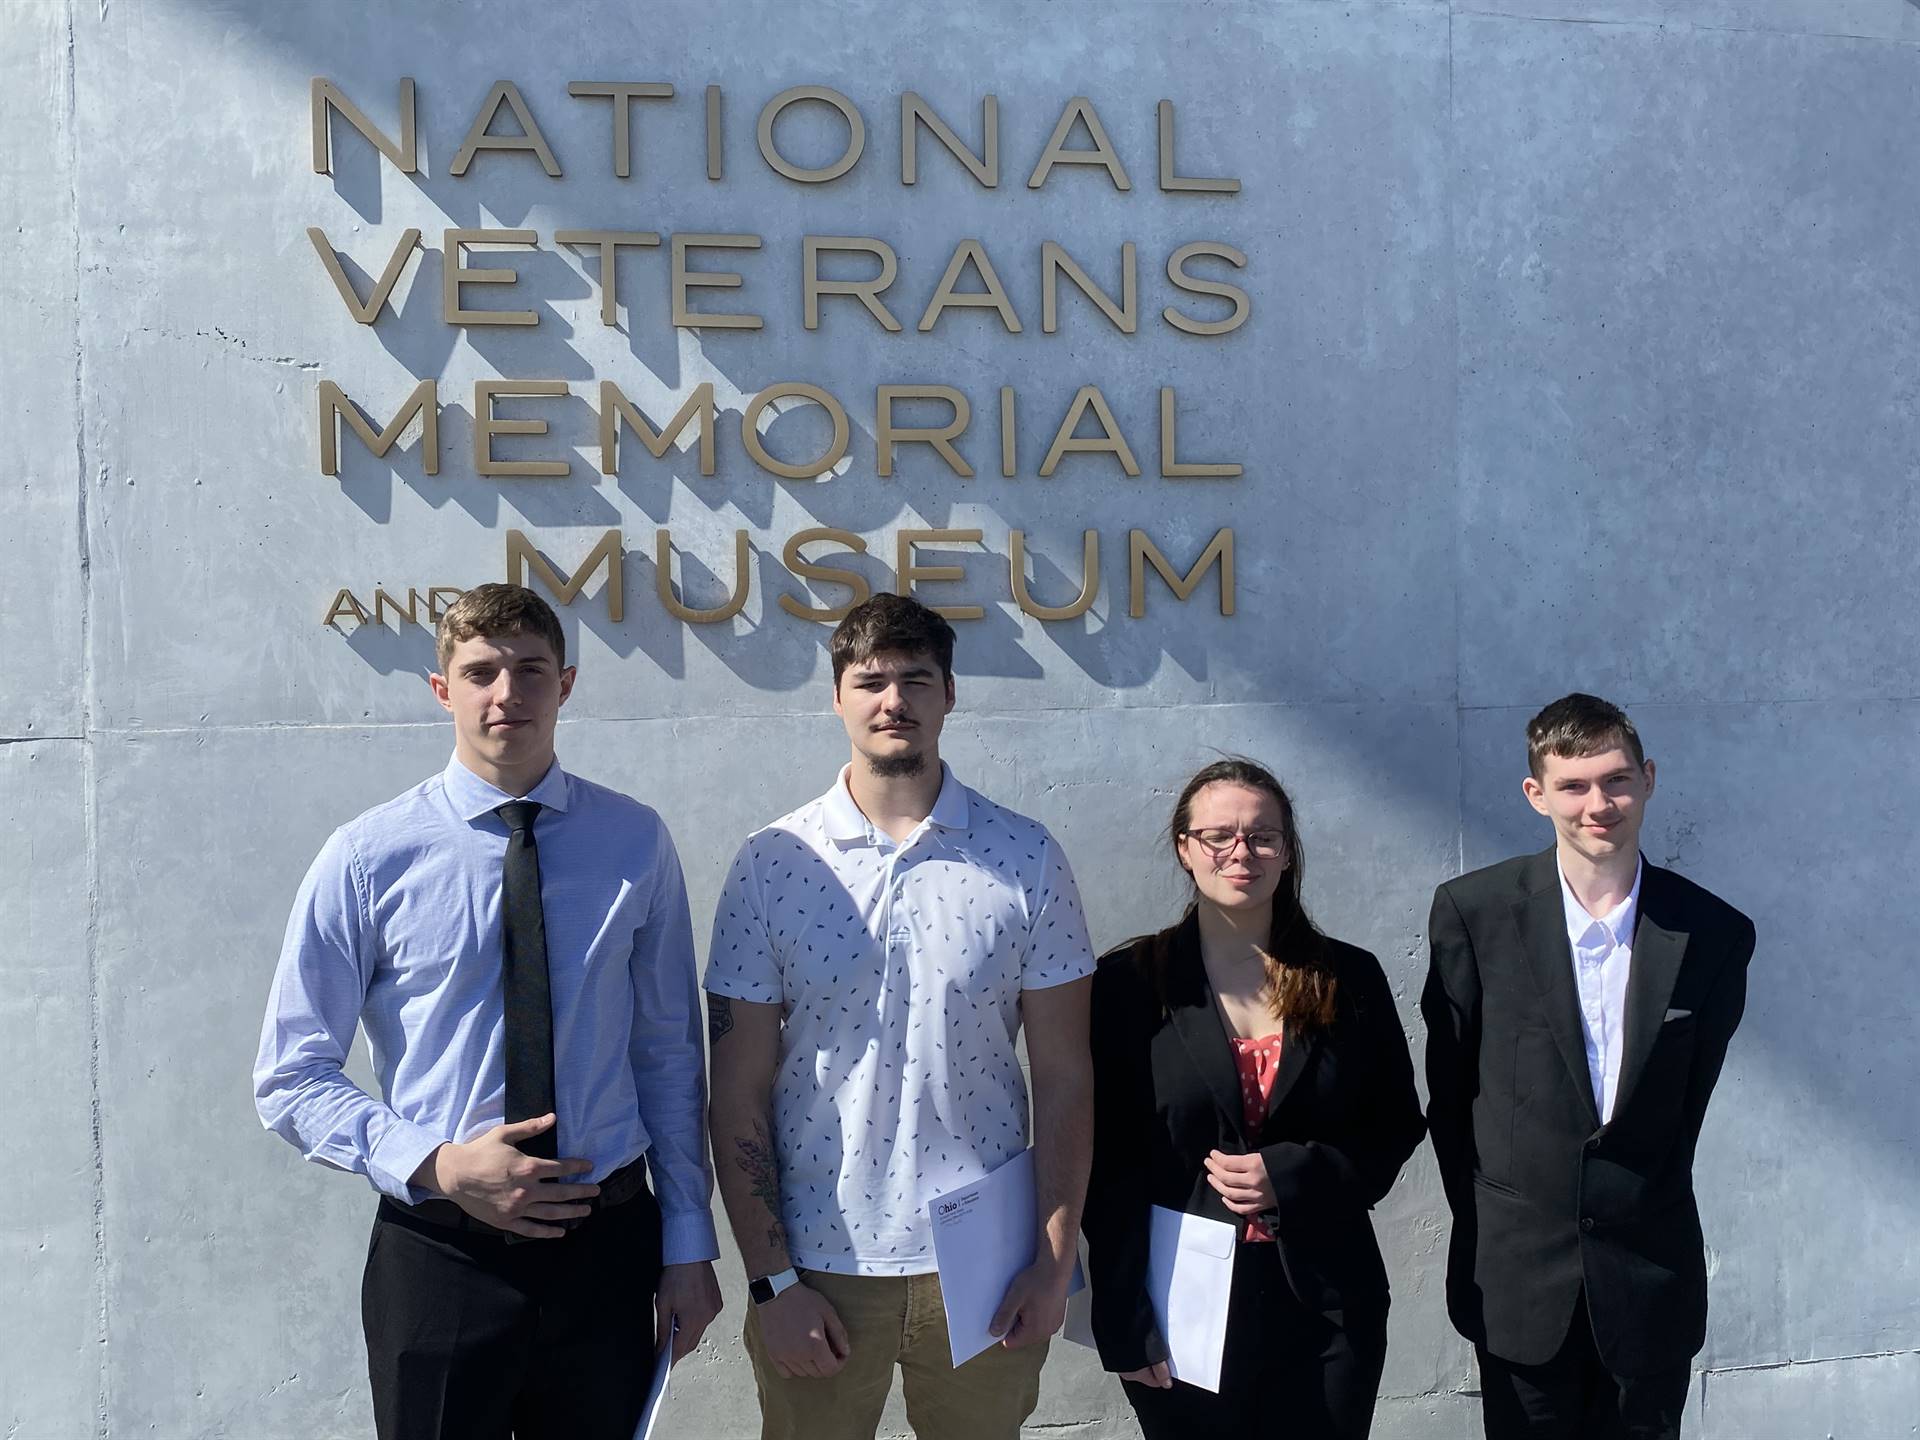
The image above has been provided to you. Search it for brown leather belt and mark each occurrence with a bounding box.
[379,1155,650,1240]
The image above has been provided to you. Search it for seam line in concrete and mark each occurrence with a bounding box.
[1701,1345,1920,1377]
[1445,0,1467,886]
[77,701,1467,740]
[1451,2,1920,49]
[63,2,107,1435]
[70,691,1920,740]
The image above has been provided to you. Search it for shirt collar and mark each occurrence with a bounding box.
[821,761,971,844]
[443,752,571,823]
[1559,855,1643,949]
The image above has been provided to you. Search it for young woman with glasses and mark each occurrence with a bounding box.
[1080,758,1426,1438]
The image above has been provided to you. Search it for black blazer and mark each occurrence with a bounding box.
[1081,912,1426,1372]
[1421,849,1756,1377]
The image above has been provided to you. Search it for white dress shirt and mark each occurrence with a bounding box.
[1558,858,1643,1125]
[254,754,719,1264]
[704,763,1096,1276]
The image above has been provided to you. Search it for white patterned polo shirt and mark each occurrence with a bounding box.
[704,763,1095,1276]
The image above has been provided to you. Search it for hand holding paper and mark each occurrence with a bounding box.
[631,1318,677,1440]
[989,1255,1071,1349]
[928,1150,1085,1367]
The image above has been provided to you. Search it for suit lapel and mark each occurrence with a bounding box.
[1265,1015,1317,1120]
[1511,848,1601,1130]
[1611,863,1689,1121]
[1162,914,1254,1145]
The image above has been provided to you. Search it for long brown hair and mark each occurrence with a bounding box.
[1157,757,1338,1030]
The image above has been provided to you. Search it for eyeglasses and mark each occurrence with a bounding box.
[1181,828,1285,859]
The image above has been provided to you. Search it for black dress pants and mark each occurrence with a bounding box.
[362,1186,663,1440]
[1477,1291,1690,1440]
[1121,1241,1388,1440]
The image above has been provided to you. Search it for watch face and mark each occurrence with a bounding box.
[749,1276,774,1305]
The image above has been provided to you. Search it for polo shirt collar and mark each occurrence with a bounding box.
[821,761,971,843]
[444,752,571,823]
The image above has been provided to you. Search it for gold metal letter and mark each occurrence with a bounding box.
[655,529,752,623]
[443,229,539,327]
[779,528,872,622]
[1159,388,1241,478]
[895,529,985,621]
[1129,528,1234,617]
[706,84,724,180]
[319,379,439,475]
[323,588,371,627]
[1164,242,1250,336]
[900,92,998,187]
[451,80,563,177]
[876,386,972,478]
[475,380,572,478]
[427,586,465,621]
[555,230,662,326]
[565,82,674,178]
[671,233,764,329]
[1026,97,1131,191]
[599,381,717,476]
[917,239,1022,333]
[741,383,851,479]
[308,226,422,324]
[1041,241,1137,334]
[1039,386,1140,477]
[757,85,866,183]
[1009,530,1099,620]
[1157,101,1240,194]
[310,77,416,174]
[507,528,624,622]
[802,236,901,331]
[373,587,419,627]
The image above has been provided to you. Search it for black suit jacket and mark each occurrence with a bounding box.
[1421,848,1756,1376]
[1081,913,1426,1372]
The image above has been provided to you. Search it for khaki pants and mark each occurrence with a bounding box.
[743,1267,1049,1440]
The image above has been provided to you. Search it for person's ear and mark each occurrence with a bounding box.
[1522,775,1550,816]
[429,672,453,714]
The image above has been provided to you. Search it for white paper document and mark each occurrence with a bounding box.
[928,1148,1084,1368]
[1146,1205,1235,1393]
[631,1317,677,1440]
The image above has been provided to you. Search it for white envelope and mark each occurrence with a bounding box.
[1146,1205,1236,1393]
[929,1149,1071,1368]
[631,1317,676,1440]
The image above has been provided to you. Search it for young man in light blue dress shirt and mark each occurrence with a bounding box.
[255,584,722,1440]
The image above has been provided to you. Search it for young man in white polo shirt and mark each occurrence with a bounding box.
[706,592,1096,1440]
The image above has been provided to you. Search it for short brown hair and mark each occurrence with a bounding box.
[828,592,956,685]
[434,584,567,672]
[1526,692,1645,779]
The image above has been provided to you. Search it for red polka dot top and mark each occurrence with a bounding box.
[1228,1033,1284,1243]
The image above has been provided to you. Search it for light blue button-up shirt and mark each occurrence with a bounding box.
[254,754,718,1264]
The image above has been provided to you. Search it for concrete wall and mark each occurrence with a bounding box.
[5,0,1916,1435]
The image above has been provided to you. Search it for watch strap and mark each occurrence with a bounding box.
[749,1267,800,1305]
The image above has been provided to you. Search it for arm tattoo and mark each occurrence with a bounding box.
[707,993,735,1046]
[735,1119,789,1251]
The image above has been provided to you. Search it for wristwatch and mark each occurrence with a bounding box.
[749,1267,801,1306]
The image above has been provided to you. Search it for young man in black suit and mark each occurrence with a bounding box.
[1422,694,1756,1439]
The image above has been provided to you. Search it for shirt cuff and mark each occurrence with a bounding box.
[368,1119,450,1204]
[659,1209,721,1266]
